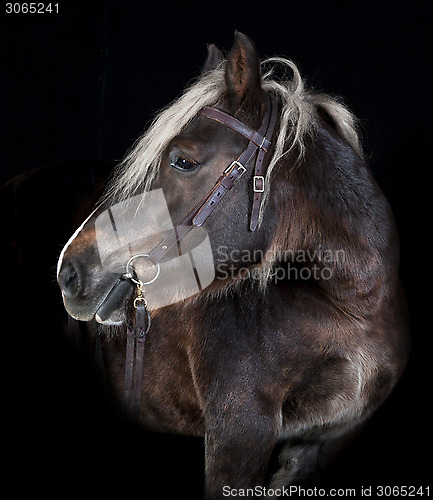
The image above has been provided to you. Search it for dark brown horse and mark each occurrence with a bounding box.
[57,33,409,498]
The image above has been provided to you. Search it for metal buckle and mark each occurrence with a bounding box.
[253,175,265,193]
[224,161,247,179]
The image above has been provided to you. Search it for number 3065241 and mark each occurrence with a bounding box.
[5,3,59,13]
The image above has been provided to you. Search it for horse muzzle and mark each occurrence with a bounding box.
[57,224,135,324]
[59,259,135,323]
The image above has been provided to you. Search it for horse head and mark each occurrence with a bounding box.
[57,33,283,324]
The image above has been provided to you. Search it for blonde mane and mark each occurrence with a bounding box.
[103,57,363,221]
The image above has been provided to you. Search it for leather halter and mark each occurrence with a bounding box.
[120,92,279,418]
[146,92,279,266]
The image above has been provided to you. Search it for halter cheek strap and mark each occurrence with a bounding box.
[249,96,279,231]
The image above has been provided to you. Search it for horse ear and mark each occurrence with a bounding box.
[201,44,224,73]
[224,31,263,113]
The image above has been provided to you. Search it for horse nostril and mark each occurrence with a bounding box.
[58,264,80,298]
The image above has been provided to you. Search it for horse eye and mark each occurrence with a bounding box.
[170,155,198,172]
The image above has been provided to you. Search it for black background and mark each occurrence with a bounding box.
[1,0,431,497]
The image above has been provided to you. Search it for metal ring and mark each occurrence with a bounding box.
[125,253,160,285]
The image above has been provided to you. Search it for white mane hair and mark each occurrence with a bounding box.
[102,57,363,222]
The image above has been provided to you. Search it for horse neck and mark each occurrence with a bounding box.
[273,123,400,319]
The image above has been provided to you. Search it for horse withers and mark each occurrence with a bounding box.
[57,32,409,498]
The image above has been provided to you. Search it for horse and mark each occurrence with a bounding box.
[56,32,409,498]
